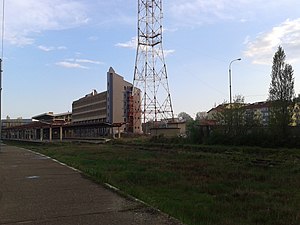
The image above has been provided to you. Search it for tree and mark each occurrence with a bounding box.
[268,46,295,136]
[178,112,193,122]
[213,95,246,136]
[178,112,203,143]
[195,112,207,121]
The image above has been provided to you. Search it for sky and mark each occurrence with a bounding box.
[2,0,300,119]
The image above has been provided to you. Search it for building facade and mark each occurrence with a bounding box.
[207,101,270,126]
[2,68,142,141]
[2,117,32,128]
[244,101,270,126]
[72,67,142,136]
[72,90,107,124]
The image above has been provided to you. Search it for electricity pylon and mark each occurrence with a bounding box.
[133,0,174,126]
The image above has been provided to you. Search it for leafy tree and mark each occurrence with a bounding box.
[245,109,263,128]
[178,112,199,142]
[195,112,207,121]
[213,95,246,136]
[228,95,246,136]
[268,46,295,136]
[178,112,193,122]
[187,120,204,144]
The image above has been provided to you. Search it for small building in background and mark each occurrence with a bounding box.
[149,118,186,137]
[2,116,32,128]
[32,112,72,124]
[244,101,270,126]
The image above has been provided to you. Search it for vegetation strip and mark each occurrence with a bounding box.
[6,140,300,225]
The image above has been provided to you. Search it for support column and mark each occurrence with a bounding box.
[40,128,43,141]
[34,129,37,140]
[60,126,63,142]
[49,127,52,142]
[111,127,115,139]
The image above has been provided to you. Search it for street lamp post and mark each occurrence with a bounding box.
[229,58,241,105]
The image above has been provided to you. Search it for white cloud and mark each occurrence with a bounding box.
[168,0,236,25]
[244,18,300,65]
[167,0,300,26]
[116,36,175,57]
[56,58,104,69]
[38,45,67,52]
[38,46,54,52]
[75,59,104,65]
[88,36,99,41]
[163,49,176,57]
[57,46,67,50]
[5,0,89,46]
[56,61,88,69]
[115,37,137,49]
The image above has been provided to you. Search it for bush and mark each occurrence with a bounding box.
[203,127,293,148]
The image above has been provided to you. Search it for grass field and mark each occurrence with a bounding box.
[6,140,300,225]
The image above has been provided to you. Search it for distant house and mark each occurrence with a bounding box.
[207,104,229,122]
[207,103,248,125]
[2,116,32,128]
[149,118,187,137]
[32,112,72,124]
[244,101,270,126]
[207,101,271,127]
[291,103,300,126]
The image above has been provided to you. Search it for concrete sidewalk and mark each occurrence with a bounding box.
[0,145,183,225]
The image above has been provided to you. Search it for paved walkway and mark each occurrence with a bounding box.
[0,144,183,225]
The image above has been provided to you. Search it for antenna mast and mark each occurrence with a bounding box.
[133,0,174,127]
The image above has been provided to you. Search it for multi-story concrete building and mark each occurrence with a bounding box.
[244,101,270,126]
[72,90,107,124]
[72,67,142,136]
[3,68,142,141]
[207,101,270,126]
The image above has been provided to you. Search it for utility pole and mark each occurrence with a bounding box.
[0,0,5,150]
[0,58,2,149]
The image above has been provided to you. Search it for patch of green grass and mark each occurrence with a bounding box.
[6,140,300,225]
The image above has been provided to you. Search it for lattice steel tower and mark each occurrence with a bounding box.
[133,0,174,125]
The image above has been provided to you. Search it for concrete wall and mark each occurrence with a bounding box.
[150,127,181,137]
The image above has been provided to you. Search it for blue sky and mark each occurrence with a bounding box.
[2,0,300,119]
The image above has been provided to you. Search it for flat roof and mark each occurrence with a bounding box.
[32,113,54,121]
